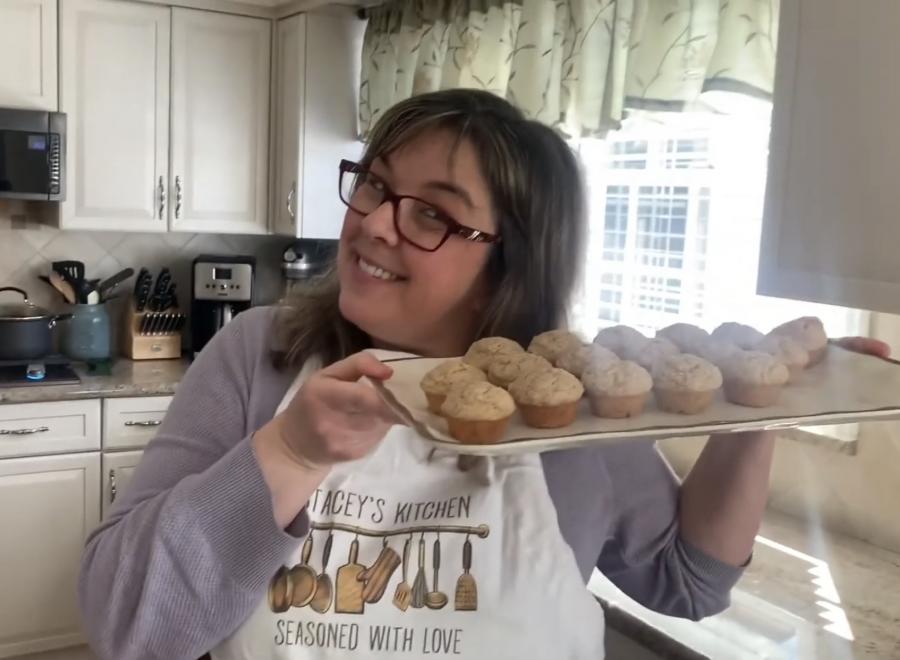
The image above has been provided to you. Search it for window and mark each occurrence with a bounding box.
[574,101,866,341]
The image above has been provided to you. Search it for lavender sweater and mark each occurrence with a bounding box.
[79,306,742,660]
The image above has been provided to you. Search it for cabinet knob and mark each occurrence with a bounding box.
[109,469,117,504]
[158,176,166,220]
[175,176,183,219]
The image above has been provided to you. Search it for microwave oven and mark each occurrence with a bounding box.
[0,108,66,202]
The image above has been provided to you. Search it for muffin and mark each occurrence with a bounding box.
[621,337,680,372]
[721,351,790,408]
[593,325,647,357]
[488,352,552,389]
[420,360,487,414]
[508,368,584,429]
[755,335,810,382]
[697,339,741,369]
[555,343,618,378]
[656,323,710,354]
[527,330,583,364]
[441,381,516,444]
[581,360,653,419]
[770,317,828,366]
[652,354,723,414]
[711,322,765,350]
[463,337,523,371]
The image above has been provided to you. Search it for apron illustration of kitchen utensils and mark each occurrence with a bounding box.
[310,532,334,614]
[334,538,365,614]
[267,566,293,614]
[288,535,317,608]
[455,537,477,611]
[425,537,448,610]
[392,535,413,611]
[358,540,401,604]
[410,535,428,609]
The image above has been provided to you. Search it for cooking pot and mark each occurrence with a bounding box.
[0,287,71,360]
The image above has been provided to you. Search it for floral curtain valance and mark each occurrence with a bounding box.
[359,0,779,138]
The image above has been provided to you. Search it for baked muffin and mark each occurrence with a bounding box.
[770,317,828,366]
[656,323,710,354]
[721,351,790,408]
[652,354,722,414]
[555,343,618,378]
[697,339,741,368]
[420,360,487,414]
[488,352,552,389]
[581,360,652,419]
[508,367,584,429]
[441,381,516,444]
[463,337,523,371]
[755,335,809,382]
[711,322,765,350]
[593,325,646,357]
[621,337,680,372]
[527,330,583,364]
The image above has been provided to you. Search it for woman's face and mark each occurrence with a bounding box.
[337,130,497,357]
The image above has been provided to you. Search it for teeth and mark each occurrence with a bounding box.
[358,257,400,281]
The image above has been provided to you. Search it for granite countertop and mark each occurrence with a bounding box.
[0,358,191,404]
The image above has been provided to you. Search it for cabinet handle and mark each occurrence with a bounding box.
[158,176,166,219]
[109,469,117,504]
[287,181,296,222]
[175,175,183,219]
[124,420,162,427]
[0,426,49,436]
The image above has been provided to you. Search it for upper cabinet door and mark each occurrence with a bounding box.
[60,0,170,232]
[0,0,57,110]
[170,9,271,234]
[759,0,900,314]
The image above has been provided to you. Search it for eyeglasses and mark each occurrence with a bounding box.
[338,159,501,252]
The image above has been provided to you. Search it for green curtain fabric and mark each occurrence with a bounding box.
[359,0,779,137]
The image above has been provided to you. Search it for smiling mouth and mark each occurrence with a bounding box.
[357,255,404,281]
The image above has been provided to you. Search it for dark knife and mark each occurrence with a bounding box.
[135,271,153,312]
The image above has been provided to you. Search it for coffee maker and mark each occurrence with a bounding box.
[191,255,255,356]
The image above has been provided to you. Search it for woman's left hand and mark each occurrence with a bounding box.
[833,336,891,358]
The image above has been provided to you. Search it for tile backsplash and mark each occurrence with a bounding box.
[0,199,291,349]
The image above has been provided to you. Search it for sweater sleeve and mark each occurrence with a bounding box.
[78,308,305,660]
[595,440,744,621]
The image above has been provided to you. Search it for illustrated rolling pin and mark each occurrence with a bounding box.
[335,538,366,614]
[359,542,401,603]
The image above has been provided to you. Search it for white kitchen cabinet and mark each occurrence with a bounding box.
[0,452,100,658]
[0,0,57,110]
[102,396,171,450]
[0,399,101,460]
[170,8,271,234]
[272,10,364,238]
[59,0,170,232]
[101,449,143,518]
[759,0,900,314]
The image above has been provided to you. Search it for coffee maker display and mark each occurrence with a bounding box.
[191,255,255,356]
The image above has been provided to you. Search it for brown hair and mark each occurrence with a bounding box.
[272,89,586,369]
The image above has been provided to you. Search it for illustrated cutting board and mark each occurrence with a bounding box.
[372,346,900,456]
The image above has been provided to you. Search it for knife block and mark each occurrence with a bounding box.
[122,302,183,360]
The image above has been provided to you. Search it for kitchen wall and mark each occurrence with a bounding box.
[0,199,291,348]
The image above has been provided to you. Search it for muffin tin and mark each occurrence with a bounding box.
[372,345,900,456]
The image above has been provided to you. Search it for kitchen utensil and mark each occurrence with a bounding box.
[134,269,152,312]
[310,532,334,614]
[86,289,100,305]
[425,538,448,610]
[454,537,477,611]
[150,268,171,311]
[268,566,294,614]
[52,260,84,284]
[359,541,401,604]
[97,268,134,302]
[392,536,413,612]
[410,536,428,609]
[288,535,317,608]
[0,287,70,360]
[38,275,69,303]
[48,271,76,305]
[335,538,366,614]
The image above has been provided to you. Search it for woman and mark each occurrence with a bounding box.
[79,90,888,660]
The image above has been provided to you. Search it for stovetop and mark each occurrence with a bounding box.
[0,361,81,388]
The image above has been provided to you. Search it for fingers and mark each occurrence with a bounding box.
[834,337,891,358]
[322,352,393,383]
[317,379,400,425]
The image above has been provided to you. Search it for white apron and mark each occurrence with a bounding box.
[212,354,605,660]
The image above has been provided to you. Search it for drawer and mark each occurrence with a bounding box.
[102,396,172,450]
[0,400,101,459]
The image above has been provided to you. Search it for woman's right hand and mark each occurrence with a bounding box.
[274,351,401,471]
